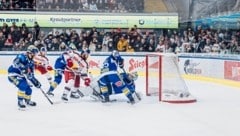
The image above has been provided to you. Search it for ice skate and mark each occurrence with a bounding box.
[46,91,54,97]
[101,95,110,103]
[70,92,80,99]
[61,94,68,101]
[18,100,26,109]
[26,100,37,106]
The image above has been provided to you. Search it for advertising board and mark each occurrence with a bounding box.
[0,13,178,28]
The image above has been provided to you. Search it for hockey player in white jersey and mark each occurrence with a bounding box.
[61,44,91,101]
[33,47,53,86]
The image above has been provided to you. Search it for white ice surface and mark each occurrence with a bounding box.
[0,75,239,136]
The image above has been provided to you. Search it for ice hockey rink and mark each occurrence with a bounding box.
[0,74,239,136]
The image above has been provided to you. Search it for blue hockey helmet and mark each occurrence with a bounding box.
[40,47,47,52]
[27,45,39,55]
[40,47,47,55]
[81,48,90,55]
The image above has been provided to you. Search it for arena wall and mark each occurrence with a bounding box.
[1,52,239,88]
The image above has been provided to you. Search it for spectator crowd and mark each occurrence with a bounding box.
[37,0,144,13]
[0,22,240,54]
[0,0,239,54]
[0,0,36,11]
[0,0,144,13]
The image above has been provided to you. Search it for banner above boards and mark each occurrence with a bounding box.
[0,13,178,28]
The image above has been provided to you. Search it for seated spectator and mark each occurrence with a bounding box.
[59,42,67,51]
[0,31,6,50]
[4,34,14,51]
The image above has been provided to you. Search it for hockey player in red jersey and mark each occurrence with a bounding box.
[33,47,53,86]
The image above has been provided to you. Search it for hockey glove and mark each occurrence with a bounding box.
[32,78,41,88]
[47,65,53,71]
[18,64,30,74]
[27,73,41,88]
[21,67,29,74]
[84,77,91,86]
[118,59,124,68]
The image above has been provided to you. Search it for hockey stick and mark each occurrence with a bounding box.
[23,73,54,105]
[39,88,54,105]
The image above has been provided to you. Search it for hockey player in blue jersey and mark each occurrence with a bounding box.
[99,50,137,104]
[113,71,138,95]
[87,69,140,104]
[46,47,75,96]
[8,45,42,109]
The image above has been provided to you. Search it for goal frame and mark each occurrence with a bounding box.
[146,53,196,103]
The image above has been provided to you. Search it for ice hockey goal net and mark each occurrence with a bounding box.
[146,53,196,103]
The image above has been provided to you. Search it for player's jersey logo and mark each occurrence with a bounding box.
[114,81,122,87]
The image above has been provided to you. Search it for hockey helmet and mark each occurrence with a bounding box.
[111,50,120,59]
[81,48,90,55]
[40,47,47,52]
[81,48,90,60]
[40,47,47,55]
[27,45,39,55]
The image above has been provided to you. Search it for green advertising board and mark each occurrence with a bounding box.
[0,13,178,28]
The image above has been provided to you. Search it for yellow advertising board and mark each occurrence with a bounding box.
[0,13,178,28]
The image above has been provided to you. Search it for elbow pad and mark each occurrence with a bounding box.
[101,68,109,74]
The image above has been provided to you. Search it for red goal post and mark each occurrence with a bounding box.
[145,53,196,103]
